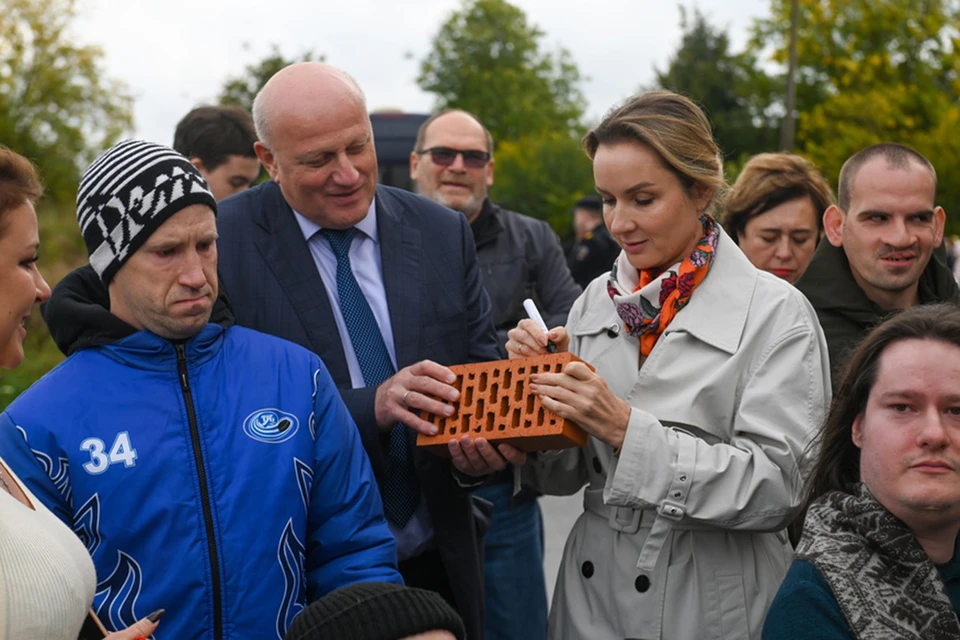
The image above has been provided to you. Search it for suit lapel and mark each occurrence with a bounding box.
[252,182,351,386]
[376,187,422,371]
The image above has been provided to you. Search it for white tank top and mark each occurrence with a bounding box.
[0,456,97,640]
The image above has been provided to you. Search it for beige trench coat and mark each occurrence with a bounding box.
[528,230,831,640]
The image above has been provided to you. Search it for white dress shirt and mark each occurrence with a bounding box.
[292,199,434,561]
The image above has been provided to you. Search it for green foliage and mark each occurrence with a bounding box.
[219,45,323,113]
[654,7,780,165]
[0,0,133,203]
[492,132,594,237]
[417,0,590,232]
[749,0,960,231]
[417,0,586,143]
[751,0,959,112]
[0,0,133,409]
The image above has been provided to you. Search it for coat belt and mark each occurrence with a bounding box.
[583,488,714,572]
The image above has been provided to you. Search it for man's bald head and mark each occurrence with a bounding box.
[410,108,495,221]
[837,143,937,212]
[251,62,378,229]
[252,63,367,149]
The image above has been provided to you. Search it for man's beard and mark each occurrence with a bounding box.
[442,192,482,217]
[421,185,483,218]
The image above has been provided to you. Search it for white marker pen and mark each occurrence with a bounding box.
[522,298,558,353]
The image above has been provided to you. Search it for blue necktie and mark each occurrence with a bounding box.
[321,228,420,527]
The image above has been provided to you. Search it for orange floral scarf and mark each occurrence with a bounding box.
[606,215,720,356]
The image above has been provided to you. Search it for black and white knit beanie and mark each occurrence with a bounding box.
[284,582,466,640]
[76,139,217,284]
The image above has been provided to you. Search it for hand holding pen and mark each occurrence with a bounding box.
[522,299,558,353]
[505,299,569,358]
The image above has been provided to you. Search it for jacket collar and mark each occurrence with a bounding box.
[245,181,424,380]
[42,263,234,356]
[101,324,226,371]
[246,181,349,384]
[470,198,504,249]
[374,186,423,371]
[576,227,755,355]
[664,227,756,354]
[797,239,960,321]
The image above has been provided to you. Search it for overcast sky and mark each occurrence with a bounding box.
[72,0,771,145]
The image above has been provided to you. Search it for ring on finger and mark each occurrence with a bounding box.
[402,390,411,407]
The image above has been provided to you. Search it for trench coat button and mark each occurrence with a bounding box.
[635,575,650,593]
[592,457,602,474]
[581,561,595,579]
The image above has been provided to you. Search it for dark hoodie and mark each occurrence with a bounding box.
[796,240,960,383]
[41,264,235,356]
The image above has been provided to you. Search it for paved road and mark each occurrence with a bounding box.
[540,489,584,604]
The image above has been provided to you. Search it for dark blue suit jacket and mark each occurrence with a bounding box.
[216,181,499,638]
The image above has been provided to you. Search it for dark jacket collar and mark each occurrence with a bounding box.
[469,198,504,249]
[797,240,960,323]
[243,180,424,377]
[41,263,234,356]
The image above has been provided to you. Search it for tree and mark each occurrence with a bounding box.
[0,0,133,203]
[655,7,780,164]
[417,0,586,143]
[492,131,595,236]
[751,0,959,119]
[748,0,960,229]
[219,45,322,113]
[416,0,590,231]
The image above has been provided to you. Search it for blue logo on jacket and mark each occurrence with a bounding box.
[243,409,300,443]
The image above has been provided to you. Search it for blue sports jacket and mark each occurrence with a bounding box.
[0,321,401,640]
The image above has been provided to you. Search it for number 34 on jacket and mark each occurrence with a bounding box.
[81,432,138,475]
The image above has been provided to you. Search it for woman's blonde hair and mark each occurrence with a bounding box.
[722,153,834,243]
[583,90,727,214]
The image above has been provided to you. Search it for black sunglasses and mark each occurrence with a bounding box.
[417,146,491,169]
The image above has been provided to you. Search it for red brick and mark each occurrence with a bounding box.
[416,352,591,455]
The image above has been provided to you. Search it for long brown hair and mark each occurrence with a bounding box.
[803,304,960,515]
